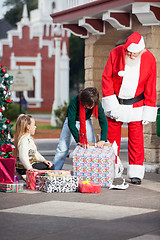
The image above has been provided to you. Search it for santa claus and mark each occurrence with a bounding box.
[102,31,157,185]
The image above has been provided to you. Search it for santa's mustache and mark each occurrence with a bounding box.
[125,54,140,66]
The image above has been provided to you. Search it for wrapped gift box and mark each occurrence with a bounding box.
[26,170,39,190]
[0,182,23,192]
[72,143,115,187]
[78,181,101,193]
[27,170,71,190]
[0,157,15,183]
[38,170,71,177]
[37,176,78,193]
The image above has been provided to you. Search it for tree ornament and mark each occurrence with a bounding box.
[0,64,2,68]
[6,119,10,124]
[2,124,7,130]
[4,73,9,78]
[1,68,6,73]
[1,130,4,134]
[6,98,13,103]
[5,87,8,91]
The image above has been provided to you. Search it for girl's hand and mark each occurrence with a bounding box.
[29,168,39,172]
[96,141,105,148]
[43,160,53,168]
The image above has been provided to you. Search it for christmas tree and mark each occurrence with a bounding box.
[0,64,14,157]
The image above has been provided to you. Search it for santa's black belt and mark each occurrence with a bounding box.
[117,92,144,105]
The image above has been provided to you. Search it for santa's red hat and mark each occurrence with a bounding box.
[124,31,145,53]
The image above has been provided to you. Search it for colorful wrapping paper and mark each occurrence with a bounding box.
[27,170,71,190]
[26,170,40,190]
[0,157,15,183]
[38,170,71,177]
[78,181,101,193]
[72,145,115,187]
[0,182,23,192]
[36,176,78,193]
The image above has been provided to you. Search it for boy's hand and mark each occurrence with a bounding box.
[78,143,90,149]
[96,141,105,148]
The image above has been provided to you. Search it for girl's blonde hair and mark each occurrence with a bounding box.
[14,114,33,159]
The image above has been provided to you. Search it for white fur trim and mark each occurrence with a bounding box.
[119,61,140,99]
[142,106,157,122]
[127,165,145,179]
[118,71,125,77]
[127,37,145,53]
[102,94,119,112]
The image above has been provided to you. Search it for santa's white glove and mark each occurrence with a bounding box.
[110,108,120,120]
[142,120,149,125]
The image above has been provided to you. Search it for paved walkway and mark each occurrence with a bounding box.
[0,114,159,240]
[0,170,159,240]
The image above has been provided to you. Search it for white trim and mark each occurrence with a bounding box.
[103,10,132,30]
[102,94,120,113]
[118,59,141,99]
[127,36,145,53]
[132,2,160,26]
[127,164,145,179]
[142,106,158,122]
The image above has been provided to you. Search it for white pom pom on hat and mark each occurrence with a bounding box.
[127,36,145,53]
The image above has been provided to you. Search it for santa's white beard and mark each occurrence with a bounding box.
[125,54,141,66]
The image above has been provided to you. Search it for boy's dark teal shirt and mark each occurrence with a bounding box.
[66,95,108,143]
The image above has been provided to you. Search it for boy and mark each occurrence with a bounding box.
[53,87,108,170]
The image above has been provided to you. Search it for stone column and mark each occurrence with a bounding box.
[84,27,128,140]
[138,26,160,165]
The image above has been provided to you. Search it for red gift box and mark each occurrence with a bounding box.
[0,157,15,183]
[0,182,23,192]
[78,181,101,193]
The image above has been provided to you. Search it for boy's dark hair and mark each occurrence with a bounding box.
[79,87,99,107]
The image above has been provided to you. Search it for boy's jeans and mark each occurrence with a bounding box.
[53,117,95,170]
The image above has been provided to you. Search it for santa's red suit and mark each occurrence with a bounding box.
[102,31,157,180]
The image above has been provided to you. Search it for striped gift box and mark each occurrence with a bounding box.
[0,182,23,192]
[26,171,39,190]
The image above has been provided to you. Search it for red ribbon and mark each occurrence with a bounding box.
[0,144,14,158]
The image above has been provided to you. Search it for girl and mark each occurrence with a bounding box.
[14,114,54,176]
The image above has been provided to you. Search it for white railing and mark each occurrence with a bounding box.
[55,0,98,12]
[66,0,98,9]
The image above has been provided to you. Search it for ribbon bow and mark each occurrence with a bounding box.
[0,144,14,158]
[82,180,90,185]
